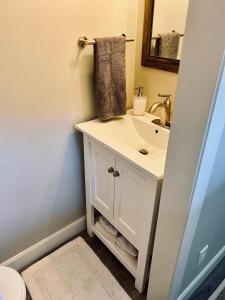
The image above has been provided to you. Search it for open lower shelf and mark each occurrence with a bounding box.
[92,224,137,277]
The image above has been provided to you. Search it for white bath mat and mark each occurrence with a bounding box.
[22,237,130,300]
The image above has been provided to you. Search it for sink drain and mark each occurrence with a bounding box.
[139,149,148,155]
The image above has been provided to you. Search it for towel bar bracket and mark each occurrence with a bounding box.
[78,36,93,48]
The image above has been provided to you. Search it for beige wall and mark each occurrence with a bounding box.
[153,0,189,35]
[134,0,178,113]
[0,0,138,262]
[152,0,189,59]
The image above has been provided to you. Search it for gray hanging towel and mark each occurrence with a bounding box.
[94,36,127,121]
[158,32,180,59]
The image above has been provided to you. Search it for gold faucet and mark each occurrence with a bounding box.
[148,94,172,128]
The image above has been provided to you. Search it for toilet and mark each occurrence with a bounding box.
[0,266,26,300]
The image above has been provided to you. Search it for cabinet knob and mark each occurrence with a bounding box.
[113,171,120,177]
[108,167,114,173]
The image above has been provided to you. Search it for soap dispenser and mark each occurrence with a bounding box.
[133,87,147,116]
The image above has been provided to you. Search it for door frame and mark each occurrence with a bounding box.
[147,0,225,298]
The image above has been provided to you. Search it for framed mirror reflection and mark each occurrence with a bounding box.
[142,0,189,73]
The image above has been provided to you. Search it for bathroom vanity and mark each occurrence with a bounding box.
[76,112,169,292]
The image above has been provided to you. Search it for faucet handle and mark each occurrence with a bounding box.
[158,93,172,99]
[158,93,172,106]
[158,93,171,97]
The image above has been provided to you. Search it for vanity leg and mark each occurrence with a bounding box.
[135,247,150,293]
[86,205,94,237]
[83,134,94,237]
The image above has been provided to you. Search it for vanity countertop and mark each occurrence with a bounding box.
[75,112,170,179]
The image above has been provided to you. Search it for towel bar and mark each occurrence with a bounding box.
[152,33,184,40]
[78,35,135,48]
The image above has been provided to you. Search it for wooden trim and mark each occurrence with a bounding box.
[141,0,180,73]
[177,244,225,300]
[2,216,86,271]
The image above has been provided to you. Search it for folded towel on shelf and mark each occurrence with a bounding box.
[94,36,127,121]
[99,216,118,236]
[116,244,137,266]
[116,235,138,257]
[158,31,180,59]
[95,220,117,243]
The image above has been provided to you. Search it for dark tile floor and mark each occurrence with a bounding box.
[20,231,225,300]
[21,231,147,300]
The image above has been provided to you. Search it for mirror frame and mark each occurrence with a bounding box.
[141,0,180,73]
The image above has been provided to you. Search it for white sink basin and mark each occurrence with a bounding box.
[132,115,169,150]
[75,111,170,178]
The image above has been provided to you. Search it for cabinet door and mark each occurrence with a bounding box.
[91,141,115,221]
[114,158,150,247]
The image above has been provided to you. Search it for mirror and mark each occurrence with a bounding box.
[142,0,189,73]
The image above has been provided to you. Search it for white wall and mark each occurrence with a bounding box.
[135,0,178,113]
[0,0,138,262]
[147,0,225,299]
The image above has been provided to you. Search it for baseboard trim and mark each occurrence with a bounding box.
[178,244,225,300]
[2,215,86,271]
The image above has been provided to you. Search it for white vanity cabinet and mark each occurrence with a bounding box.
[83,135,162,293]
[114,157,154,249]
[91,141,115,221]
